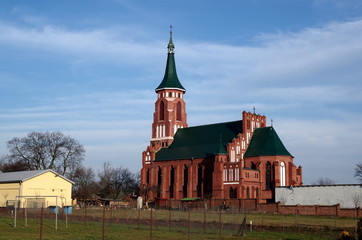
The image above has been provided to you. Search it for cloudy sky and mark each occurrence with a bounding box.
[0,0,361,184]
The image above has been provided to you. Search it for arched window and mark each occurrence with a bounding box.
[176,101,182,121]
[146,168,150,184]
[169,166,175,198]
[183,165,188,198]
[280,162,286,186]
[229,187,237,199]
[230,148,235,162]
[266,161,272,190]
[159,101,165,121]
[256,187,259,198]
[157,167,162,198]
[246,187,250,199]
[197,165,202,198]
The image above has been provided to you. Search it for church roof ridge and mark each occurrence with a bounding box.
[186,120,241,129]
[155,120,242,161]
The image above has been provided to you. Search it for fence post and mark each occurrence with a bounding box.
[14,199,17,228]
[138,208,141,230]
[24,201,27,227]
[149,208,153,240]
[40,203,44,240]
[109,205,112,227]
[55,197,58,230]
[102,204,105,240]
[218,210,222,239]
[168,207,171,232]
[188,205,191,240]
[203,206,206,234]
[84,204,87,225]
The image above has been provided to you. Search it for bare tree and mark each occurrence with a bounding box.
[352,193,361,209]
[354,163,362,183]
[311,177,335,185]
[6,131,85,176]
[70,166,99,201]
[98,161,139,199]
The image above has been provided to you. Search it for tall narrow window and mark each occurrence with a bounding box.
[146,169,150,184]
[157,167,162,198]
[235,168,240,181]
[197,165,202,198]
[229,168,234,181]
[246,187,250,199]
[169,166,175,198]
[230,149,235,162]
[223,169,228,181]
[159,101,165,121]
[183,165,188,198]
[280,162,286,186]
[266,161,272,190]
[176,101,182,121]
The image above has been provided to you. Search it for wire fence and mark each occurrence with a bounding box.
[0,204,359,240]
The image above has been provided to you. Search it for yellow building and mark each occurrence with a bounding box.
[0,169,73,208]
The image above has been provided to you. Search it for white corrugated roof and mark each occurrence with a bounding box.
[0,169,74,184]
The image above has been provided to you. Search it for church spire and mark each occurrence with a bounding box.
[155,26,185,93]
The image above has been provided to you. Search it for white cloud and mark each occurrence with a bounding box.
[0,20,163,66]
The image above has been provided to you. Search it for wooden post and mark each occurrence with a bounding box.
[149,209,153,240]
[188,205,191,240]
[218,210,222,238]
[168,208,171,232]
[40,204,44,240]
[203,206,206,234]
[102,204,105,240]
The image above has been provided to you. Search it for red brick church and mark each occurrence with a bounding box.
[140,30,302,203]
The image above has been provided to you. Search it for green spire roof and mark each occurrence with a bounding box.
[155,27,185,93]
[215,134,227,154]
[155,121,242,161]
[215,142,227,155]
[244,127,292,158]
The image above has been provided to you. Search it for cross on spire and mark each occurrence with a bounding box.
[168,25,175,54]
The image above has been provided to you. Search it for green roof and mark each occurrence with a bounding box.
[244,127,292,158]
[155,52,185,92]
[155,121,242,161]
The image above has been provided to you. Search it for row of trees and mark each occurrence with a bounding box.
[0,131,139,201]
[70,162,139,201]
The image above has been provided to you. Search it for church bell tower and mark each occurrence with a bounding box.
[150,27,188,151]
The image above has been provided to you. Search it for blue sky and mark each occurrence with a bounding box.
[0,0,361,184]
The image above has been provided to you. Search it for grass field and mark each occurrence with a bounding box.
[1,208,357,239]
[71,207,357,229]
[1,217,339,240]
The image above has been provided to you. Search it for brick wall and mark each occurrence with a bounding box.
[154,198,362,217]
